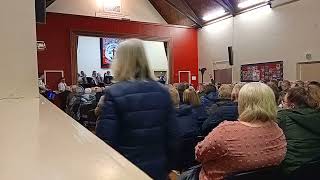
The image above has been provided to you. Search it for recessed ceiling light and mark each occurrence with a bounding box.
[202,9,226,21]
[238,0,268,9]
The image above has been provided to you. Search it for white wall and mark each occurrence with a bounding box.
[198,0,320,83]
[0,0,38,99]
[47,0,167,24]
[77,36,168,77]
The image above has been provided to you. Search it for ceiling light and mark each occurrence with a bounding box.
[202,9,226,21]
[238,0,268,9]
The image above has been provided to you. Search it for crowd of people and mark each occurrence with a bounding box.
[39,38,320,180]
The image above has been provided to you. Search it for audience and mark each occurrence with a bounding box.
[278,86,320,175]
[201,84,238,136]
[194,82,286,180]
[168,86,200,171]
[56,58,320,179]
[95,39,174,180]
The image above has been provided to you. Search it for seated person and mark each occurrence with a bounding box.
[81,88,96,104]
[201,84,238,136]
[196,82,287,180]
[103,71,113,85]
[200,83,218,111]
[168,86,203,170]
[278,86,320,175]
[38,73,48,94]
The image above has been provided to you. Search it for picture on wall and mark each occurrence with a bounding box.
[240,61,283,82]
[100,38,123,69]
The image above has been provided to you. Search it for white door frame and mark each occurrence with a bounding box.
[178,71,191,84]
[44,70,64,85]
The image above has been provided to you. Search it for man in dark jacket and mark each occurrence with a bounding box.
[200,84,218,111]
[96,80,175,180]
[201,100,239,136]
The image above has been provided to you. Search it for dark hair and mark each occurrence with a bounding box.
[204,84,217,95]
[287,87,308,107]
[177,83,187,103]
[309,81,320,88]
[267,83,280,104]
[307,85,320,110]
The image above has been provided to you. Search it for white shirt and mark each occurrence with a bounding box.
[58,82,67,92]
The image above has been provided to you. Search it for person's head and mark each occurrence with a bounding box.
[283,87,308,109]
[309,81,320,88]
[294,80,304,88]
[281,80,291,92]
[238,82,277,123]
[80,71,85,76]
[183,88,201,107]
[267,82,280,104]
[71,85,77,93]
[218,84,233,100]
[92,71,97,77]
[203,83,217,95]
[168,85,180,108]
[60,77,66,83]
[307,85,320,110]
[112,39,153,81]
[39,73,45,80]
[84,88,92,94]
[177,83,187,102]
[231,83,244,102]
[107,71,111,75]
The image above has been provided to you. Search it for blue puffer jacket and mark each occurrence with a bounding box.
[201,100,239,136]
[200,91,218,110]
[168,104,200,170]
[96,80,175,180]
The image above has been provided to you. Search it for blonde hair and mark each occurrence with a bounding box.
[112,39,153,81]
[231,83,244,102]
[168,85,180,108]
[218,84,233,99]
[307,85,320,110]
[183,88,201,107]
[238,82,277,123]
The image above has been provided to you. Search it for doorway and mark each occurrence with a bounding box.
[297,61,320,82]
[214,68,232,84]
[70,31,173,85]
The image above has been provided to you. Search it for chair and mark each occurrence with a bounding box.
[225,166,283,180]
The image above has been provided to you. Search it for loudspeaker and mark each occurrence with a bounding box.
[35,0,46,24]
[228,46,233,66]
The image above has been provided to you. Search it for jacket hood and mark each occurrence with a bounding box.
[279,108,320,135]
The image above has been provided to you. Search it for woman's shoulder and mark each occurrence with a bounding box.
[106,80,168,96]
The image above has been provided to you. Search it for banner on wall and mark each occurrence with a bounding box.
[240,61,283,82]
[100,38,123,69]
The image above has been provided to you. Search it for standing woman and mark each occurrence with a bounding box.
[96,39,175,180]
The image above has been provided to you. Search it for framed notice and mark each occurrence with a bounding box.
[100,38,123,69]
[240,61,283,82]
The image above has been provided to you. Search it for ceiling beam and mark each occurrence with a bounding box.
[46,0,56,8]
[215,0,236,15]
[161,0,204,28]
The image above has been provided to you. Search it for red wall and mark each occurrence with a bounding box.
[37,13,198,87]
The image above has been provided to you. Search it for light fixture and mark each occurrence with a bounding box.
[238,0,268,9]
[202,9,227,21]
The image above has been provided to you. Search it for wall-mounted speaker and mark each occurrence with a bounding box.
[228,46,233,66]
[35,0,46,24]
